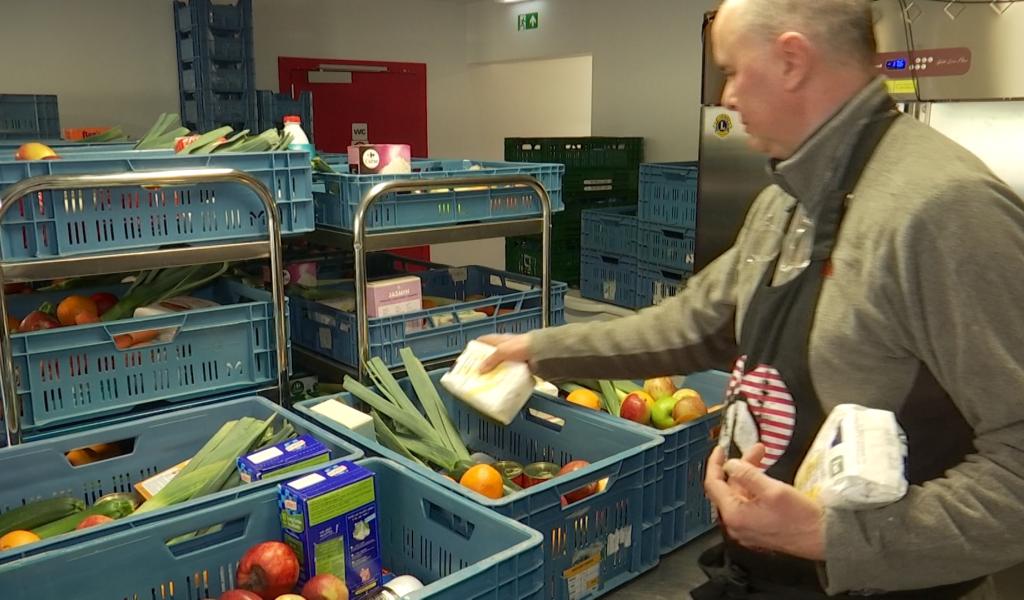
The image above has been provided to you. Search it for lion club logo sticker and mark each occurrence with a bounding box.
[720,355,796,469]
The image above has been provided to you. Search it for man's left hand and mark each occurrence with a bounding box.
[705,444,826,560]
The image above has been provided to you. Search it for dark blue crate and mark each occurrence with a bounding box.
[581,205,638,257]
[0,396,362,565]
[257,90,314,140]
[0,457,543,600]
[0,149,313,261]
[7,279,288,432]
[296,370,663,600]
[291,265,567,369]
[638,222,695,272]
[0,94,60,140]
[182,91,256,130]
[580,251,640,309]
[182,64,249,94]
[314,159,564,232]
[637,263,690,307]
[638,162,698,230]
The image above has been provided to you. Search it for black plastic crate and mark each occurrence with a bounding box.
[505,136,643,170]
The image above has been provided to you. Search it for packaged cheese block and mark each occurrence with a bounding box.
[794,404,908,510]
[440,340,534,426]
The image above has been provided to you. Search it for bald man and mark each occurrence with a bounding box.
[480,0,1024,597]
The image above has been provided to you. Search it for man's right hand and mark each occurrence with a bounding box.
[477,333,533,372]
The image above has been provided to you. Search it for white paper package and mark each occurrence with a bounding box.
[794,404,908,510]
[440,340,535,426]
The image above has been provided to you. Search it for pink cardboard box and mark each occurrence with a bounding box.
[366,276,422,318]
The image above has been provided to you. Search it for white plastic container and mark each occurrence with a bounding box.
[283,115,315,156]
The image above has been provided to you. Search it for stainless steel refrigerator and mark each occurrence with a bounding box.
[694,0,1024,270]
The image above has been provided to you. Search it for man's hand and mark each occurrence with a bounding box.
[477,334,533,373]
[705,444,826,560]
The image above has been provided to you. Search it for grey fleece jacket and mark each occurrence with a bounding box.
[527,79,1024,596]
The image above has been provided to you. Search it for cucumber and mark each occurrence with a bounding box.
[0,497,85,537]
[32,497,134,539]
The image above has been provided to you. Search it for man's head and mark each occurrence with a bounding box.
[712,0,877,158]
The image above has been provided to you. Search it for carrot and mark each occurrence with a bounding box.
[114,329,160,350]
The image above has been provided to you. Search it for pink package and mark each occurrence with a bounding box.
[347,144,412,174]
[366,276,422,318]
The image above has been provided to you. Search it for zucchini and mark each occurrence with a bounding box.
[0,497,85,537]
[32,497,135,539]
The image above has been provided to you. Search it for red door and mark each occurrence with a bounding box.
[279,57,430,261]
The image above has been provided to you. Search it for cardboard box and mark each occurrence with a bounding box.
[279,462,383,596]
[366,276,422,318]
[237,434,332,483]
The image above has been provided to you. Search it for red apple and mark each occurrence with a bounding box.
[619,393,651,425]
[301,573,349,600]
[220,591,262,600]
[75,514,115,530]
[672,389,708,424]
[643,377,676,399]
[273,596,306,600]
[559,460,598,503]
[90,292,119,316]
[236,541,300,600]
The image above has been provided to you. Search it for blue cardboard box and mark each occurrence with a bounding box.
[238,434,332,483]
[279,461,383,597]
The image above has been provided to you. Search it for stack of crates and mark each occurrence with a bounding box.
[504,137,643,286]
[580,162,698,308]
[174,0,257,132]
[0,94,60,140]
[256,90,314,139]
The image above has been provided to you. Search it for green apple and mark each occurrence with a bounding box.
[651,395,678,430]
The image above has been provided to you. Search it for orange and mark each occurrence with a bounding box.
[566,388,601,411]
[0,530,40,550]
[459,464,504,499]
[56,295,98,327]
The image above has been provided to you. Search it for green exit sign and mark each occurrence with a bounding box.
[517,12,539,31]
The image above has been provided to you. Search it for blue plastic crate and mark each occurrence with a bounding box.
[638,162,698,230]
[296,370,663,600]
[580,251,640,309]
[257,89,314,140]
[7,278,289,432]
[0,396,363,565]
[638,222,695,272]
[182,64,249,93]
[581,205,638,257]
[545,371,727,555]
[0,140,135,151]
[0,94,60,140]
[182,91,256,130]
[637,263,690,307]
[0,149,313,261]
[291,265,567,369]
[0,457,543,600]
[314,159,564,232]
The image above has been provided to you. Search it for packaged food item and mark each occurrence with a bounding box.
[280,462,383,596]
[237,434,332,483]
[794,404,908,509]
[132,296,220,318]
[310,399,376,441]
[366,276,422,318]
[347,144,412,174]
[440,340,534,425]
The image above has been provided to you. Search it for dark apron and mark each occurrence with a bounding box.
[691,108,983,599]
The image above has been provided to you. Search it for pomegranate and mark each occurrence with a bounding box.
[559,460,598,503]
[236,541,300,600]
[301,573,349,600]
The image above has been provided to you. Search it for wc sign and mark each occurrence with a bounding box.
[352,122,368,143]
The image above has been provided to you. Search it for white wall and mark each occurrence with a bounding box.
[0,0,180,137]
[431,55,593,268]
[465,0,718,162]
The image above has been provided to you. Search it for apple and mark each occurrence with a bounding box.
[236,541,300,600]
[651,395,678,430]
[558,460,598,503]
[623,390,655,410]
[219,591,262,600]
[301,573,349,600]
[274,596,306,600]
[75,514,115,530]
[14,142,59,161]
[643,377,676,399]
[619,393,651,425]
[672,391,708,425]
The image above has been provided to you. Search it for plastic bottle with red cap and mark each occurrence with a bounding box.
[282,115,315,156]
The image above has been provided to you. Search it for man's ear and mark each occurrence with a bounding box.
[776,32,814,91]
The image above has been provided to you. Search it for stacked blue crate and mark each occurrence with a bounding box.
[174,0,257,131]
[0,94,60,140]
[636,162,698,306]
[256,90,313,139]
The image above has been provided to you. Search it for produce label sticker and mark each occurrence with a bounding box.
[319,327,333,351]
[606,525,632,555]
[563,548,601,600]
